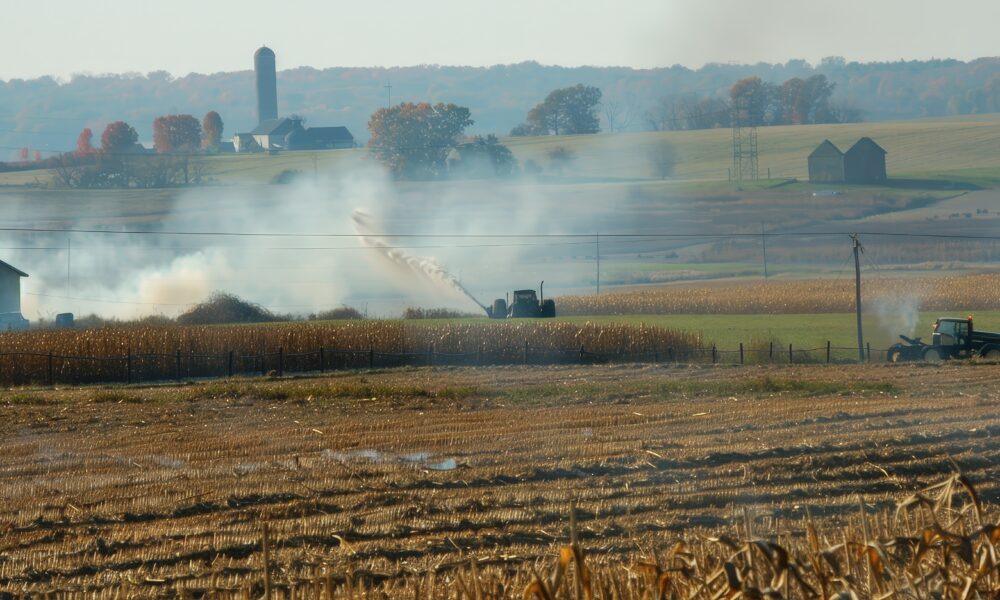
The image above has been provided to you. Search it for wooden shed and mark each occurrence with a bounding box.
[844,137,887,184]
[807,140,845,183]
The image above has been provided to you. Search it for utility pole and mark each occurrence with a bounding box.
[852,234,865,362]
[385,81,392,108]
[66,235,71,289]
[761,223,768,280]
[596,232,600,295]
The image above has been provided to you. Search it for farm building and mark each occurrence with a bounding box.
[807,137,887,184]
[250,118,302,151]
[0,260,29,330]
[285,126,354,150]
[807,140,845,183]
[844,137,887,183]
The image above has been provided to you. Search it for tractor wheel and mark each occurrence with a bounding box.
[887,345,905,363]
[983,348,1000,360]
[923,348,944,363]
[491,299,507,319]
[541,299,556,318]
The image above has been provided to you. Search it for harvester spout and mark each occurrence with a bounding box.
[454,280,491,316]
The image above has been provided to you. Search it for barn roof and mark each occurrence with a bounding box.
[250,118,302,136]
[0,260,27,277]
[808,140,843,158]
[846,137,887,155]
[287,126,354,144]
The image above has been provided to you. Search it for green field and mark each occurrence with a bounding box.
[6,113,1000,187]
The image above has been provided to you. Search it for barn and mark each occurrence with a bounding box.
[807,140,845,183]
[285,126,354,150]
[844,137,887,184]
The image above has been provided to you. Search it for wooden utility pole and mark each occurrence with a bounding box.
[852,234,865,362]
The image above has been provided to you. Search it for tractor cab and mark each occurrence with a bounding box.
[932,317,973,358]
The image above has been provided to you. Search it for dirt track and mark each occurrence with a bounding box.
[2,362,999,593]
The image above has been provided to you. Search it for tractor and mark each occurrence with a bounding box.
[487,282,556,319]
[887,316,1000,362]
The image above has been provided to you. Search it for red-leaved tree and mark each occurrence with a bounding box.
[101,121,139,154]
[75,128,96,157]
[202,111,223,149]
[153,114,201,153]
[18,148,29,161]
[34,151,41,162]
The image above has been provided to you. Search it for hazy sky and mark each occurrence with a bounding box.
[3,0,998,80]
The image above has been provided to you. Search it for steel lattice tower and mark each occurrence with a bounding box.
[732,98,759,181]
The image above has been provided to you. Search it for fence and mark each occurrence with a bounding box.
[0,341,892,387]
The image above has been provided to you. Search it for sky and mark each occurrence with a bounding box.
[2,0,999,80]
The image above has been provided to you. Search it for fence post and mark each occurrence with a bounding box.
[739,342,744,365]
[826,341,831,364]
[428,343,434,367]
[176,349,181,381]
[319,347,325,373]
[524,341,529,365]
[278,347,284,377]
[788,343,793,364]
[48,351,53,386]
[126,350,132,384]
[653,343,659,363]
[369,346,374,369]
[260,349,266,376]
[769,342,774,361]
[711,345,717,364]
[228,351,234,377]
[668,347,674,362]
[476,345,482,366]
[579,344,585,363]
[867,343,871,363]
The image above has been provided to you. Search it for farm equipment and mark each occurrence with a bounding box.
[486,282,556,319]
[886,316,1000,362]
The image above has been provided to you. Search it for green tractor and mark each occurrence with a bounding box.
[487,282,556,319]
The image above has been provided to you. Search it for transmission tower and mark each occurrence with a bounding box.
[731,98,759,181]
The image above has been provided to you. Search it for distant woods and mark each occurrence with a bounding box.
[54,111,224,188]
[646,74,861,132]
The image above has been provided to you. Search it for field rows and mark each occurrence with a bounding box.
[1,363,999,596]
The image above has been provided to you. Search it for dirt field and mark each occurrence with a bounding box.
[2,362,999,596]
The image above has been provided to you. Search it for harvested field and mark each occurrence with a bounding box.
[2,362,1000,597]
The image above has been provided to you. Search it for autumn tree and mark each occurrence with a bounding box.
[511,84,602,136]
[153,114,202,153]
[730,77,778,126]
[18,148,29,162]
[649,140,678,179]
[368,102,474,178]
[101,121,139,154]
[202,111,224,150]
[75,128,96,157]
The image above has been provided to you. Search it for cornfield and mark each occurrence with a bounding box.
[0,321,701,384]
[557,273,1000,315]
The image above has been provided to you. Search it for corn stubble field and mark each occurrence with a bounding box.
[3,362,1000,598]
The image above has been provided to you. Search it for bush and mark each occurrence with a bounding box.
[176,292,277,325]
[309,306,364,320]
[402,307,480,319]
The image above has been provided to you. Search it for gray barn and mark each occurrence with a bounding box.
[844,137,887,184]
[807,140,845,183]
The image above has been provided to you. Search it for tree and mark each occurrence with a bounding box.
[201,111,223,150]
[101,121,139,154]
[649,140,678,179]
[18,148,29,162]
[75,128,96,157]
[514,84,603,135]
[731,77,778,126]
[153,114,201,153]
[450,135,517,177]
[368,102,474,178]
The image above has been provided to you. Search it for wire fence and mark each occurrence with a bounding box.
[0,341,893,387]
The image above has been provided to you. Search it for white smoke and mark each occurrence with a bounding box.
[872,292,922,341]
[10,164,559,320]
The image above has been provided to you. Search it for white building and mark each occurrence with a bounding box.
[0,260,28,330]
